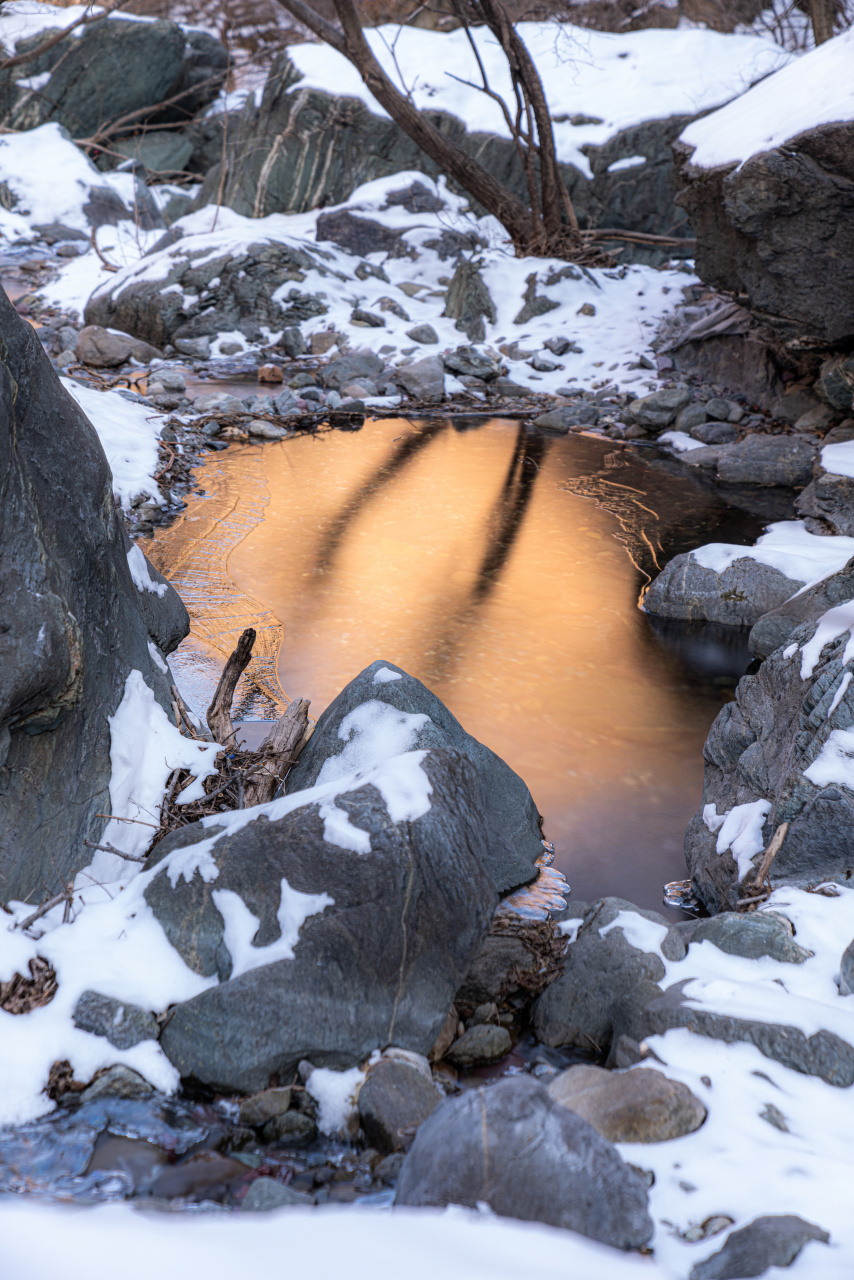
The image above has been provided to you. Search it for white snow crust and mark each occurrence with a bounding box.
[60,379,167,509]
[658,429,705,452]
[703,799,772,880]
[213,878,335,979]
[821,440,854,479]
[691,520,854,592]
[680,27,854,169]
[127,544,167,596]
[797,600,854,679]
[306,1065,366,1136]
[287,24,792,179]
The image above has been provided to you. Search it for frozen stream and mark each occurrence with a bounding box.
[148,416,767,913]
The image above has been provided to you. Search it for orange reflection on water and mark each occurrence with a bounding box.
[224,417,725,909]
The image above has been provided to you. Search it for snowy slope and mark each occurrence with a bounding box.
[287,23,793,178]
[679,26,854,168]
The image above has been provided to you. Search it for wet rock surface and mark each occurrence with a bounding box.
[749,557,854,659]
[395,1075,654,1249]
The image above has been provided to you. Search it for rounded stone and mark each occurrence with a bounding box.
[548,1064,707,1143]
[445,1023,511,1067]
[261,1110,317,1146]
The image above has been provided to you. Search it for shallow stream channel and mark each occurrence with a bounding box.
[148,414,771,913]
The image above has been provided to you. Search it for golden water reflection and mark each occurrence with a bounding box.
[216,417,747,911]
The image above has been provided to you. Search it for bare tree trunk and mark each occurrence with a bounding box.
[273,0,589,258]
[809,0,837,42]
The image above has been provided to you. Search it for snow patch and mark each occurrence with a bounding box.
[373,666,403,683]
[127,545,167,597]
[213,878,334,979]
[306,1065,365,1137]
[704,799,771,880]
[691,521,854,592]
[680,27,854,170]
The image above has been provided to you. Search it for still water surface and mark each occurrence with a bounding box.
[149,417,762,912]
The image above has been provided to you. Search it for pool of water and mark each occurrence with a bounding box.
[148,417,766,914]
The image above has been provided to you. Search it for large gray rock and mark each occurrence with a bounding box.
[749,557,854,658]
[85,232,332,348]
[317,352,383,390]
[75,325,162,368]
[645,980,854,1086]
[715,435,816,488]
[627,386,690,428]
[395,1075,653,1250]
[676,120,854,345]
[195,54,694,265]
[531,898,684,1058]
[395,356,445,402]
[548,1064,707,1143]
[5,18,185,139]
[0,288,186,902]
[285,660,543,895]
[114,131,195,178]
[688,1215,829,1280]
[643,551,802,627]
[685,599,854,911]
[151,745,497,1092]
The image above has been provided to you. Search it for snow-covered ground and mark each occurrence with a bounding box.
[679,25,854,168]
[286,23,793,179]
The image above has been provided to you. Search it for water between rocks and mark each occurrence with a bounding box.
[148,415,767,915]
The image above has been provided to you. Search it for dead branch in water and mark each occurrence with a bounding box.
[207,626,256,744]
[244,697,311,807]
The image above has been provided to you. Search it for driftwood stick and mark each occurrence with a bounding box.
[243,698,311,808]
[207,628,256,745]
[170,684,207,740]
[95,813,158,828]
[751,821,789,890]
[15,887,73,933]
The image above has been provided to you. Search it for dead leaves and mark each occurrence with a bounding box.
[0,956,58,1015]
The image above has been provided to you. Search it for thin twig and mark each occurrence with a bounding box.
[95,813,158,828]
[83,840,147,863]
[15,888,73,934]
[751,821,789,890]
[90,229,118,273]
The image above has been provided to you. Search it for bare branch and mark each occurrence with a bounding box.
[0,0,133,73]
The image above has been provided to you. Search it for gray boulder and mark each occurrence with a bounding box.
[676,119,854,345]
[75,325,162,367]
[149,745,497,1092]
[445,1024,511,1067]
[689,1215,829,1280]
[686,601,854,911]
[0,288,186,902]
[627,387,690,429]
[316,210,402,256]
[442,261,497,344]
[688,913,810,964]
[442,346,500,382]
[285,660,544,895]
[357,1059,440,1153]
[534,404,599,432]
[242,1177,314,1210]
[406,324,438,345]
[716,435,816,487]
[6,18,185,139]
[645,980,854,1086]
[531,898,684,1058]
[317,352,383,390]
[72,990,159,1050]
[548,1064,707,1143]
[691,421,737,444]
[114,131,194,178]
[749,557,854,658]
[395,1076,654,1250]
[797,470,854,537]
[85,234,332,348]
[643,551,802,627]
